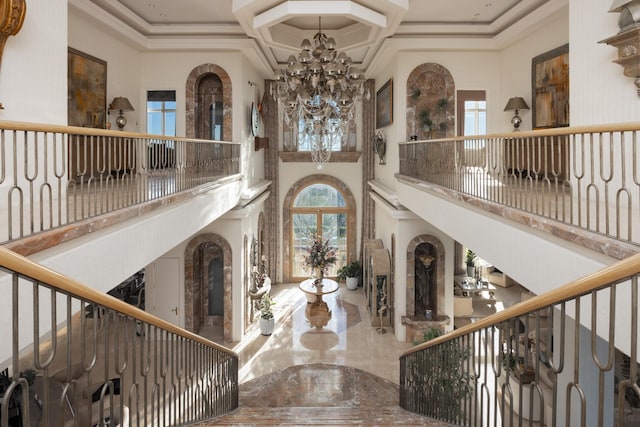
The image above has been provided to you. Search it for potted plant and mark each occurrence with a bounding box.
[337,260,361,290]
[465,249,477,277]
[259,293,275,336]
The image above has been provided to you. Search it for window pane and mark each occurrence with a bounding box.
[294,184,346,207]
[164,112,176,136]
[292,213,317,277]
[147,101,163,110]
[322,213,347,276]
[147,111,163,135]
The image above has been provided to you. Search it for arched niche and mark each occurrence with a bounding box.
[406,63,455,141]
[406,234,445,320]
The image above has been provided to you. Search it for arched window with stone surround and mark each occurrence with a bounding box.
[283,175,357,283]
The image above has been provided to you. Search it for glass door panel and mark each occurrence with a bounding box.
[322,213,347,277]
[292,213,318,278]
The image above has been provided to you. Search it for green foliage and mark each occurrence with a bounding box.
[410,332,475,422]
[336,261,361,282]
[414,327,442,345]
[465,249,477,267]
[260,294,275,320]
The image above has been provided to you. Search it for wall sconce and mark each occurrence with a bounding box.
[600,0,640,97]
[109,97,135,130]
[503,97,529,131]
[372,131,386,165]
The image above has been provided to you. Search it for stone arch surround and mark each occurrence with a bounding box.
[282,174,357,283]
[405,234,445,319]
[406,63,455,141]
[185,64,232,140]
[184,233,233,342]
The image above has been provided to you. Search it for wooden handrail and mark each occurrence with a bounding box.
[402,251,640,357]
[0,246,237,357]
[398,121,640,144]
[0,119,239,144]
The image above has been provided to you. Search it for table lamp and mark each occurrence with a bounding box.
[110,97,134,130]
[504,97,529,131]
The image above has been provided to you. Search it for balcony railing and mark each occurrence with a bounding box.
[0,121,241,249]
[398,123,640,252]
[400,252,640,426]
[0,246,238,426]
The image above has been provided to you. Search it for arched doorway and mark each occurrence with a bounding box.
[185,64,232,140]
[184,233,232,342]
[283,175,357,282]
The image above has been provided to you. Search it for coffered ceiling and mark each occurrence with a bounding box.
[73,0,567,75]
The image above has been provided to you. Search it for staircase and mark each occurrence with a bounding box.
[193,364,450,426]
[200,406,449,425]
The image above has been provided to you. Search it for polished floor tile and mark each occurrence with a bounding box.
[219,283,413,385]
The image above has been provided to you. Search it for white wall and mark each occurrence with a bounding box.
[500,7,569,131]
[145,198,266,341]
[570,0,640,125]
[69,7,141,130]
[374,200,456,341]
[1,0,67,123]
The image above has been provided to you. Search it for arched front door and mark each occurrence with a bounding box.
[289,183,348,281]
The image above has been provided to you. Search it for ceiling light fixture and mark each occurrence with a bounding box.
[271,17,369,169]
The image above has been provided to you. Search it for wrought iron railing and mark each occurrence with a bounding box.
[400,252,640,426]
[0,121,241,248]
[398,123,640,250]
[0,247,238,426]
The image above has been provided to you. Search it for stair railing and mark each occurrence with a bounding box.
[0,246,238,427]
[400,252,640,426]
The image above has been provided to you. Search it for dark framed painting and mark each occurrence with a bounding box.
[376,78,393,129]
[531,44,569,129]
[68,47,107,128]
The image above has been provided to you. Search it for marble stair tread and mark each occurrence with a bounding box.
[198,405,451,425]
[194,364,453,426]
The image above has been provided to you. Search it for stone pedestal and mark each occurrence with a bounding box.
[401,315,451,343]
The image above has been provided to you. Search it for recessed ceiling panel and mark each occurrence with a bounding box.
[403,0,521,24]
[283,15,358,31]
[115,0,236,24]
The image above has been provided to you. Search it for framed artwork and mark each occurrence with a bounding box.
[68,47,107,128]
[376,78,393,129]
[531,44,569,129]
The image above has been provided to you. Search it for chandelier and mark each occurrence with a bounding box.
[271,18,368,169]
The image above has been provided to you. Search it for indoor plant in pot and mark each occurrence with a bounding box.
[259,293,275,336]
[465,249,477,277]
[337,260,362,290]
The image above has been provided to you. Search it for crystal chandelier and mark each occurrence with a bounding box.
[271,17,368,169]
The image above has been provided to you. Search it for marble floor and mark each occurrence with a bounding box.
[211,283,414,386]
[194,281,527,425]
[203,280,526,386]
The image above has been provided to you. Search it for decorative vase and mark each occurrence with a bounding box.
[314,267,324,287]
[466,265,476,277]
[259,317,275,336]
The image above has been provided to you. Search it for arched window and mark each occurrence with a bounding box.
[290,183,349,280]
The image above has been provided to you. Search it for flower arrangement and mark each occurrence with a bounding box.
[302,233,337,278]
